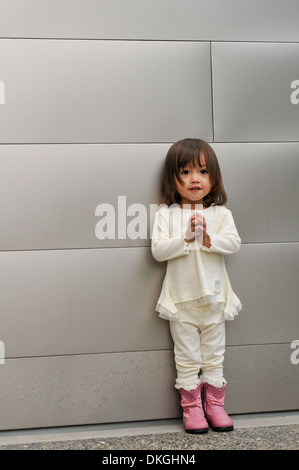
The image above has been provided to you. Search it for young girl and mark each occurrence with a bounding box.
[151,138,242,434]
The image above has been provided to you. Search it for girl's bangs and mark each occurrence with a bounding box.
[177,147,204,170]
[175,144,211,185]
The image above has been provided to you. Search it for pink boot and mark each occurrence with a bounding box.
[179,383,209,434]
[203,382,234,432]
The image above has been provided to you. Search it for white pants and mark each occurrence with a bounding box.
[169,304,226,391]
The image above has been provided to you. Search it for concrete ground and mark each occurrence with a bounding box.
[0,411,298,450]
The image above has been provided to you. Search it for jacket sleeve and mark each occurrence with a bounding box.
[151,208,192,262]
[201,208,241,255]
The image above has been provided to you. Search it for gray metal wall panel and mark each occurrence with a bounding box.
[212,43,299,142]
[0,343,297,430]
[0,248,171,358]
[0,39,212,143]
[1,0,299,42]
[0,144,168,250]
[212,143,299,244]
[0,244,297,358]
[225,243,299,346]
[0,352,179,430]
[1,143,298,251]
[225,344,299,414]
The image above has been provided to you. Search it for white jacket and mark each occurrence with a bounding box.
[151,204,242,321]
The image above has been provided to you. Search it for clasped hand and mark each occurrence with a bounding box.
[185,212,211,248]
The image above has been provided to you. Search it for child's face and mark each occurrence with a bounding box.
[175,156,212,208]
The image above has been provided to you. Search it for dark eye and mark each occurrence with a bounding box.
[200,169,208,174]
[181,169,189,175]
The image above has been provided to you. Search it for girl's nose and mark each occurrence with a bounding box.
[191,171,200,182]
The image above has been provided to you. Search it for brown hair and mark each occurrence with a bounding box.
[160,138,227,207]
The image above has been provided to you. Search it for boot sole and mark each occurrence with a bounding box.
[186,428,209,434]
[212,425,234,432]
